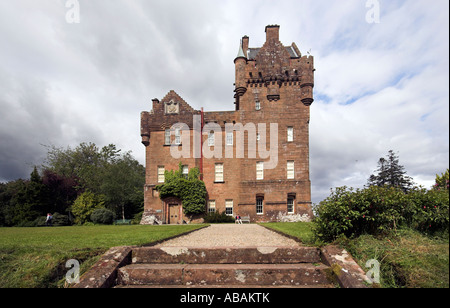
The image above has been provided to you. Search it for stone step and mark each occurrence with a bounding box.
[117,263,330,286]
[132,246,321,264]
[116,284,335,288]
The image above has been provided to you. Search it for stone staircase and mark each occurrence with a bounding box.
[114,246,335,288]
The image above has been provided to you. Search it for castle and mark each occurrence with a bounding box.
[140,25,315,224]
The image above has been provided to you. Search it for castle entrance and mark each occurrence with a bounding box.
[168,203,182,224]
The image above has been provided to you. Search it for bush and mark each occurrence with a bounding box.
[204,211,235,223]
[406,188,449,233]
[313,185,449,241]
[314,186,405,241]
[71,191,106,224]
[90,208,115,225]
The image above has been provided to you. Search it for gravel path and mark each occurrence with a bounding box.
[155,224,301,247]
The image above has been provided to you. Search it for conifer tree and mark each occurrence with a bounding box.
[367,150,414,192]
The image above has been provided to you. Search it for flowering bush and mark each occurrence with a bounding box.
[314,185,449,241]
[406,187,449,233]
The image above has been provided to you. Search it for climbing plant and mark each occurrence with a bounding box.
[156,163,206,215]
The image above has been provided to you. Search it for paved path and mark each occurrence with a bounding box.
[155,224,301,247]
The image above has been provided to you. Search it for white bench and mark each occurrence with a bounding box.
[241,216,251,223]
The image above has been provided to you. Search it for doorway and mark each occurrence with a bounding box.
[168,203,182,224]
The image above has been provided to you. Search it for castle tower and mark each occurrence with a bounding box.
[231,25,315,219]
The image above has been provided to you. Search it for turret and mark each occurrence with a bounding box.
[234,41,247,109]
[299,55,315,106]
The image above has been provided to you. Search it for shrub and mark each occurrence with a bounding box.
[406,188,449,233]
[314,185,450,241]
[90,208,115,225]
[204,211,235,223]
[71,191,106,224]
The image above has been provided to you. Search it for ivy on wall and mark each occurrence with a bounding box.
[156,163,206,215]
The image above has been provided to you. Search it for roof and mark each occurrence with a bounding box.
[247,46,300,60]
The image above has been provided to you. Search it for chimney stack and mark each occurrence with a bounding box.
[265,25,280,42]
[242,35,249,56]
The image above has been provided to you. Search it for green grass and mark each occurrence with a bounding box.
[260,222,316,245]
[260,222,449,288]
[0,224,205,288]
[340,229,449,288]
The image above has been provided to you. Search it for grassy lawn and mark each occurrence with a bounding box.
[0,224,205,288]
[341,229,449,288]
[260,222,316,245]
[261,222,449,288]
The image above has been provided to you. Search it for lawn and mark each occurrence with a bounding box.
[260,222,316,245]
[0,224,205,288]
[261,222,449,288]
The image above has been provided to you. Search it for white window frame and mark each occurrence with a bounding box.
[226,131,233,146]
[256,162,264,180]
[225,200,233,216]
[287,127,294,142]
[215,163,224,182]
[182,165,189,178]
[255,100,261,111]
[287,198,295,214]
[256,198,264,215]
[157,166,165,183]
[208,131,215,146]
[174,127,181,145]
[287,161,295,180]
[164,129,171,145]
[208,200,216,213]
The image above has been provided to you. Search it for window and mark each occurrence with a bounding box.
[255,100,261,111]
[225,200,233,216]
[215,163,224,182]
[165,129,171,145]
[157,166,165,183]
[208,200,216,213]
[287,198,294,214]
[226,132,233,146]
[256,198,263,215]
[287,127,294,142]
[256,162,264,180]
[175,127,181,145]
[208,131,215,146]
[256,133,261,141]
[287,161,295,179]
[182,165,189,178]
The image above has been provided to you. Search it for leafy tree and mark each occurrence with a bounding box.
[42,143,121,193]
[41,170,79,217]
[71,191,105,224]
[11,167,49,226]
[433,169,449,191]
[42,142,145,220]
[367,150,414,192]
[156,163,206,215]
[100,152,145,221]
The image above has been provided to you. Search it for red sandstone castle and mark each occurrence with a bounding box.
[140,25,315,224]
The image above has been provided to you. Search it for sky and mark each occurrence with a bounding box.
[0,0,448,204]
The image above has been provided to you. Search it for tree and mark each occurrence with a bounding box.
[433,169,449,191]
[100,152,145,221]
[11,167,49,226]
[42,142,145,220]
[367,150,414,192]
